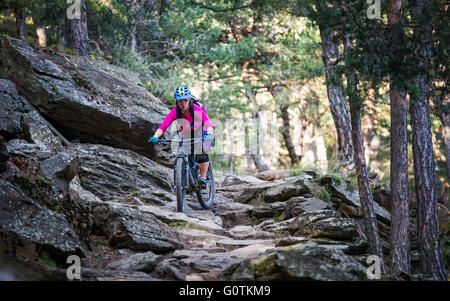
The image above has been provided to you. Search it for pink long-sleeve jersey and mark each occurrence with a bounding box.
[158,104,213,134]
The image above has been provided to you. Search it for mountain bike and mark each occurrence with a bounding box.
[153,137,215,213]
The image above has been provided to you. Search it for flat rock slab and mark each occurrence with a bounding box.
[215,238,275,249]
[81,268,161,281]
[226,225,275,240]
[220,174,267,187]
[139,204,225,235]
[107,251,162,273]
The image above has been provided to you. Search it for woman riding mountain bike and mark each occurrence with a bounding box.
[148,85,214,188]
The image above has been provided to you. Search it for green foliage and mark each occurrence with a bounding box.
[38,256,58,268]
[441,235,450,268]
[317,187,331,203]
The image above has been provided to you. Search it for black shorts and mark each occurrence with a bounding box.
[190,153,209,164]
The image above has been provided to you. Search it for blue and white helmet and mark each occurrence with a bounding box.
[174,85,191,100]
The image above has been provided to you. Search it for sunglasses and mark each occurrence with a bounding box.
[177,99,189,103]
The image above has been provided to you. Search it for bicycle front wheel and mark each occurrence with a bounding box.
[197,163,215,209]
[175,157,187,213]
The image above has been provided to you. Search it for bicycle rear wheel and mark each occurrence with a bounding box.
[175,157,187,213]
[196,163,215,209]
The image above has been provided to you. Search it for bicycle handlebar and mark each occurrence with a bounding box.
[154,137,206,145]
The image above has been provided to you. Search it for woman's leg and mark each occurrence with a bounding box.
[199,162,209,178]
[196,153,210,178]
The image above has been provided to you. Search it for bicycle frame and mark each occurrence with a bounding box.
[158,138,204,192]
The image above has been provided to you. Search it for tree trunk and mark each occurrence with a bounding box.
[14,8,27,39]
[341,0,385,273]
[387,0,410,278]
[56,17,67,48]
[410,0,447,281]
[65,0,89,56]
[246,150,253,174]
[350,104,386,272]
[251,153,268,172]
[437,95,450,182]
[438,101,450,209]
[130,20,137,53]
[389,83,410,276]
[241,61,269,173]
[280,104,300,166]
[315,2,353,163]
[36,25,47,47]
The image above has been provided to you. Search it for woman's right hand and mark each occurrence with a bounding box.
[148,137,158,143]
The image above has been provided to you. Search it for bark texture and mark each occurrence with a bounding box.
[14,8,27,39]
[341,0,385,272]
[389,84,410,276]
[316,10,353,163]
[410,0,447,281]
[65,0,89,56]
[280,104,300,166]
[387,0,410,277]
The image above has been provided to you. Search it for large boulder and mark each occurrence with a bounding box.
[319,176,391,223]
[220,176,311,204]
[256,176,311,203]
[258,210,359,241]
[284,196,333,219]
[0,35,170,165]
[0,179,84,264]
[71,144,173,202]
[92,202,184,253]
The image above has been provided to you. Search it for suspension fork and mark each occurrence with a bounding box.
[173,154,190,189]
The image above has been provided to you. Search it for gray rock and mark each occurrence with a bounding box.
[6,139,53,160]
[319,176,391,223]
[214,197,255,229]
[0,79,27,139]
[251,202,285,219]
[0,35,170,165]
[107,251,161,273]
[221,175,266,187]
[220,249,355,281]
[255,169,319,181]
[266,241,368,279]
[223,176,311,204]
[0,78,62,152]
[72,144,173,202]
[154,258,186,280]
[93,202,184,253]
[139,204,225,235]
[0,179,84,262]
[40,152,79,191]
[0,135,8,173]
[284,196,333,219]
[254,176,311,204]
[80,267,161,281]
[226,225,275,240]
[260,210,359,241]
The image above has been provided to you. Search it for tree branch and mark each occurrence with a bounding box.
[190,0,251,12]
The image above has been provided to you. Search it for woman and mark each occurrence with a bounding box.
[149,85,213,187]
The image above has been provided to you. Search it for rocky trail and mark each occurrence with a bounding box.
[0,34,445,281]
